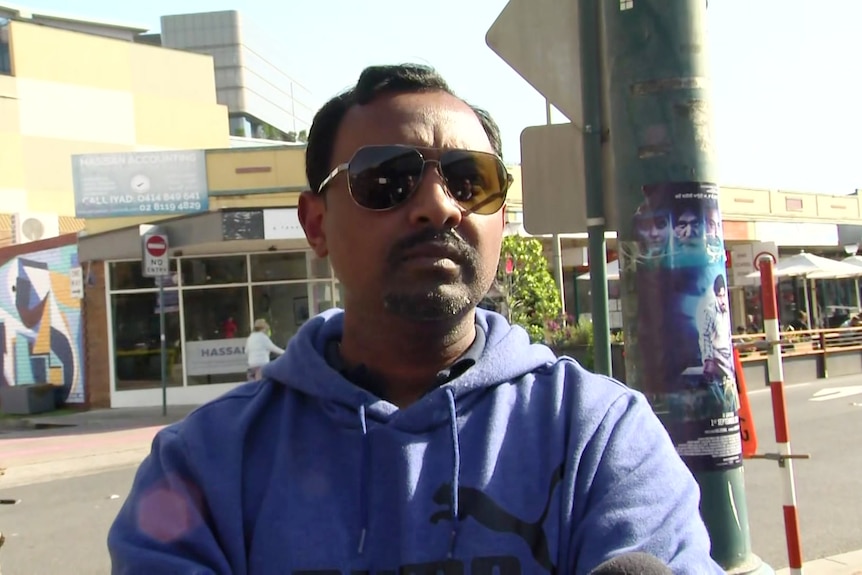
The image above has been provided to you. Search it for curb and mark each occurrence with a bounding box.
[774,549,862,574]
[0,418,77,432]
[0,419,36,432]
[0,446,149,489]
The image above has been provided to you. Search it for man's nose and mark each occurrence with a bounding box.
[405,164,464,229]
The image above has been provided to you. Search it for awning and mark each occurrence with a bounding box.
[77,208,307,261]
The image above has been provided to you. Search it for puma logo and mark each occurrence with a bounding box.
[429,464,564,573]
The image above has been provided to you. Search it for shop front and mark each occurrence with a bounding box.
[80,207,338,408]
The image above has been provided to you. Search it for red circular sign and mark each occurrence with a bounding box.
[145,235,167,257]
[753,251,777,270]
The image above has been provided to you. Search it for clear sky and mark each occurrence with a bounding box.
[16,0,862,195]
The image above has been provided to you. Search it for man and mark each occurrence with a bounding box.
[701,274,733,381]
[700,274,738,414]
[108,64,723,574]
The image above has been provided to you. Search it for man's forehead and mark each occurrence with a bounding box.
[335,91,492,155]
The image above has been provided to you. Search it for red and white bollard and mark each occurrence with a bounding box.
[759,256,804,574]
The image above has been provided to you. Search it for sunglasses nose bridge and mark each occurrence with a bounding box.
[419,158,444,181]
[421,159,469,213]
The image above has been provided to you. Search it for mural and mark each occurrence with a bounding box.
[0,244,85,404]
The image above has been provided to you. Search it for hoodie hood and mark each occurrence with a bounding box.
[264,307,557,433]
[262,308,558,559]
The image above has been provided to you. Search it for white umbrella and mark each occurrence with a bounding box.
[747,252,862,328]
[577,259,620,281]
[746,252,862,280]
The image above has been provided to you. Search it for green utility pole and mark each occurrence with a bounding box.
[599,1,771,572]
[579,0,612,377]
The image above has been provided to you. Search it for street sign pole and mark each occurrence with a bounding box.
[141,228,170,417]
[159,277,167,417]
[579,0,611,376]
[600,1,770,572]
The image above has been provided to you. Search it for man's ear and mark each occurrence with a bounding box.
[298,190,328,258]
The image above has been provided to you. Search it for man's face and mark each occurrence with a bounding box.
[674,210,701,244]
[299,91,505,322]
[716,287,728,313]
[705,209,720,240]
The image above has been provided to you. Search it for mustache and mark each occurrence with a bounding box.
[387,228,476,267]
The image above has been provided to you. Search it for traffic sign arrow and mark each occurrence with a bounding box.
[486,0,583,125]
[809,386,862,402]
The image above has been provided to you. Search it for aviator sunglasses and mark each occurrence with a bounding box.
[316,145,513,215]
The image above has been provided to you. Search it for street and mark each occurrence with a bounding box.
[743,373,862,569]
[0,467,134,575]
[0,375,859,573]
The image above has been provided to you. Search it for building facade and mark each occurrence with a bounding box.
[148,10,316,143]
[0,10,229,219]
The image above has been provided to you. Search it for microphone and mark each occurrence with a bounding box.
[588,552,673,574]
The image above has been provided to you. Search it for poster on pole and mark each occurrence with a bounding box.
[621,181,742,472]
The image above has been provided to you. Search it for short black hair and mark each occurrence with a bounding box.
[713,273,726,294]
[305,63,503,193]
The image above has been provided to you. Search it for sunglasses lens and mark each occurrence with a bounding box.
[345,146,511,214]
[348,146,424,210]
[440,151,509,215]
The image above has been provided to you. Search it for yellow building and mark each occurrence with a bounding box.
[0,13,229,242]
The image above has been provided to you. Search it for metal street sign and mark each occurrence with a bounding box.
[142,232,170,278]
[520,123,588,235]
[69,266,84,299]
[730,241,778,286]
[486,0,584,124]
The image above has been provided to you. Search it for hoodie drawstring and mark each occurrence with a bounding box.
[445,388,461,559]
[357,404,369,555]
[354,392,462,560]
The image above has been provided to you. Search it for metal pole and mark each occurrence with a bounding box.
[600,0,768,571]
[159,278,167,417]
[547,99,568,317]
[760,258,805,574]
[579,0,611,376]
[855,277,860,310]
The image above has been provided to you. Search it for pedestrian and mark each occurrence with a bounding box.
[222,315,238,339]
[244,319,283,380]
[107,63,723,574]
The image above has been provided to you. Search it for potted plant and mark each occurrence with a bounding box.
[546,317,627,382]
[546,315,595,368]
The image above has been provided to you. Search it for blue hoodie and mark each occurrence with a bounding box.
[108,309,723,574]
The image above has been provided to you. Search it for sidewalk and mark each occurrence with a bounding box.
[774,549,862,574]
[0,404,196,433]
[0,405,196,489]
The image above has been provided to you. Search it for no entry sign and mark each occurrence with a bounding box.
[142,232,170,277]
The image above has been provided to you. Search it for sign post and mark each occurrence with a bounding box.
[141,229,170,416]
[487,0,613,376]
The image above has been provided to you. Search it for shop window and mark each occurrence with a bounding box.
[182,255,247,286]
[250,252,330,282]
[183,286,250,385]
[251,281,337,346]
[112,292,182,391]
[110,260,178,291]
